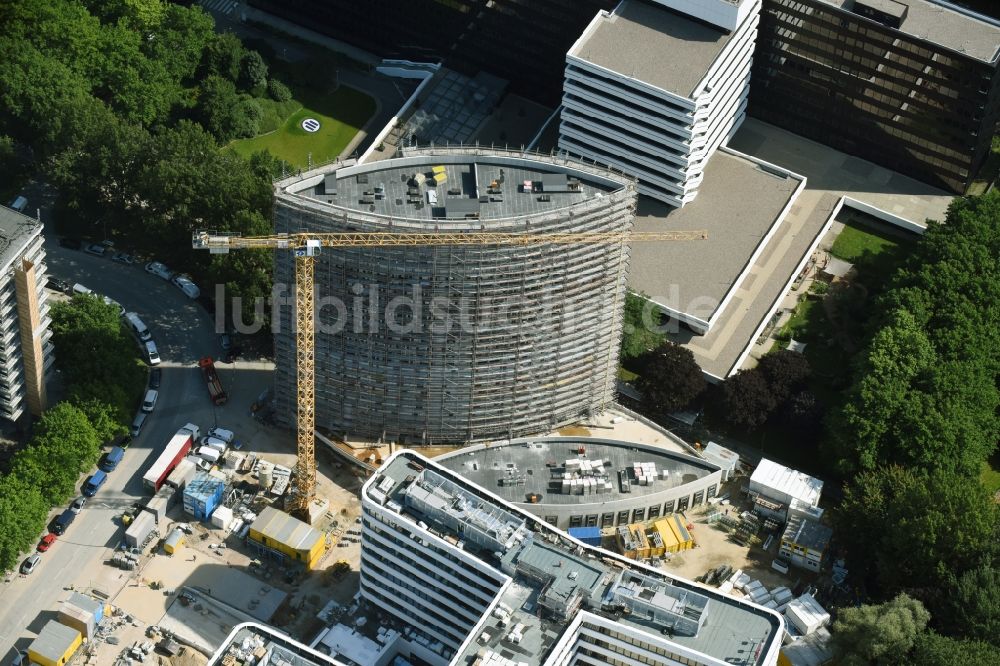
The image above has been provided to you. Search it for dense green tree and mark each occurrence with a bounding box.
[836,466,999,598]
[145,3,215,83]
[636,342,705,417]
[240,50,268,91]
[620,292,666,361]
[234,98,263,139]
[720,368,776,431]
[202,32,245,82]
[829,594,930,666]
[934,565,1000,643]
[195,74,239,141]
[0,135,18,186]
[268,78,292,102]
[909,631,1000,666]
[829,192,1000,476]
[12,403,101,505]
[0,476,49,574]
[50,295,146,424]
[71,397,128,443]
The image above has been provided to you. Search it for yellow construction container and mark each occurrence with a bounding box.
[248,506,325,570]
[164,528,185,554]
[654,515,694,553]
[28,620,81,666]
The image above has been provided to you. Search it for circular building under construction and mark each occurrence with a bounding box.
[272,147,637,444]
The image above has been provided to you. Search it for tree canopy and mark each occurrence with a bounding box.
[827,193,1000,477]
[829,594,930,666]
[836,466,999,599]
[636,342,706,417]
[0,0,278,317]
[620,293,666,361]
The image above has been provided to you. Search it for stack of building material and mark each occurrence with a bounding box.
[771,587,794,607]
[473,649,529,666]
[212,505,234,530]
[785,593,831,635]
[633,462,658,485]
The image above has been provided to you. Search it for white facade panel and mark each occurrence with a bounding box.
[559,0,760,207]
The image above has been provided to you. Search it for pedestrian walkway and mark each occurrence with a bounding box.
[200,0,238,16]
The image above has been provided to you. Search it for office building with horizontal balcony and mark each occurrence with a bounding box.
[0,205,52,423]
[272,148,636,445]
[559,0,761,207]
[752,0,1000,193]
[359,450,784,666]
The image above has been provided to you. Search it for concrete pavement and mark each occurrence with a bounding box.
[0,236,247,660]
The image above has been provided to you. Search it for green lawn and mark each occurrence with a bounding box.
[618,366,639,382]
[228,85,375,168]
[981,454,1000,495]
[830,223,902,263]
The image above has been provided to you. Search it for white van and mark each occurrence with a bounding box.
[144,340,161,365]
[201,436,227,453]
[207,427,235,444]
[124,312,151,341]
[196,447,221,464]
[141,389,158,412]
[9,196,27,213]
[72,283,93,296]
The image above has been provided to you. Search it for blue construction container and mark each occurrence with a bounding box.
[568,526,602,547]
[182,471,224,521]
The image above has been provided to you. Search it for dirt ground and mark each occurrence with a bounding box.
[660,479,818,594]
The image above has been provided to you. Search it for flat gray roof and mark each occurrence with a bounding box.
[294,159,621,223]
[370,453,783,666]
[569,0,735,98]
[823,0,1000,62]
[0,205,42,272]
[629,150,802,328]
[437,438,716,506]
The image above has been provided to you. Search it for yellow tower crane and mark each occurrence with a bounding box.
[192,229,707,518]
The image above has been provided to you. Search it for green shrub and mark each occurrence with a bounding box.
[268,79,292,102]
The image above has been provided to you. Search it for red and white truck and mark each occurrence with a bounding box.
[199,356,227,405]
[142,423,200,493]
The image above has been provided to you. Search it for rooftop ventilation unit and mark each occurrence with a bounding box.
[852,0,908,29]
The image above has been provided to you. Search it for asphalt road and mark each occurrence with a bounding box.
[0,235,230,660]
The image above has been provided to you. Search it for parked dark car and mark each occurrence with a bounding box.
[84,243,107,257]
[46,277,71,293]
[58,237,82,250]
[111,252,135,265]
[149,367,162,389]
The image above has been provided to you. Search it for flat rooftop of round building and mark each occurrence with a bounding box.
[278,148,633,229]
[436,436,718,507]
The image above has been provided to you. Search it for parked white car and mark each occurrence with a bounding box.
[207,427,235,444]
[200,436,228,452]
[144,261,173,280]
[171,275,200,299]
[141,389,158,412]
[144,340,161,365]
[196,447,221,464]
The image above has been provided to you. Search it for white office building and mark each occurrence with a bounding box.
[559,0,760,206]
[0,206,52,422]
[359,451,784,666]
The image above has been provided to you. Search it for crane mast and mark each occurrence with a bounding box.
[193,229,707,519]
